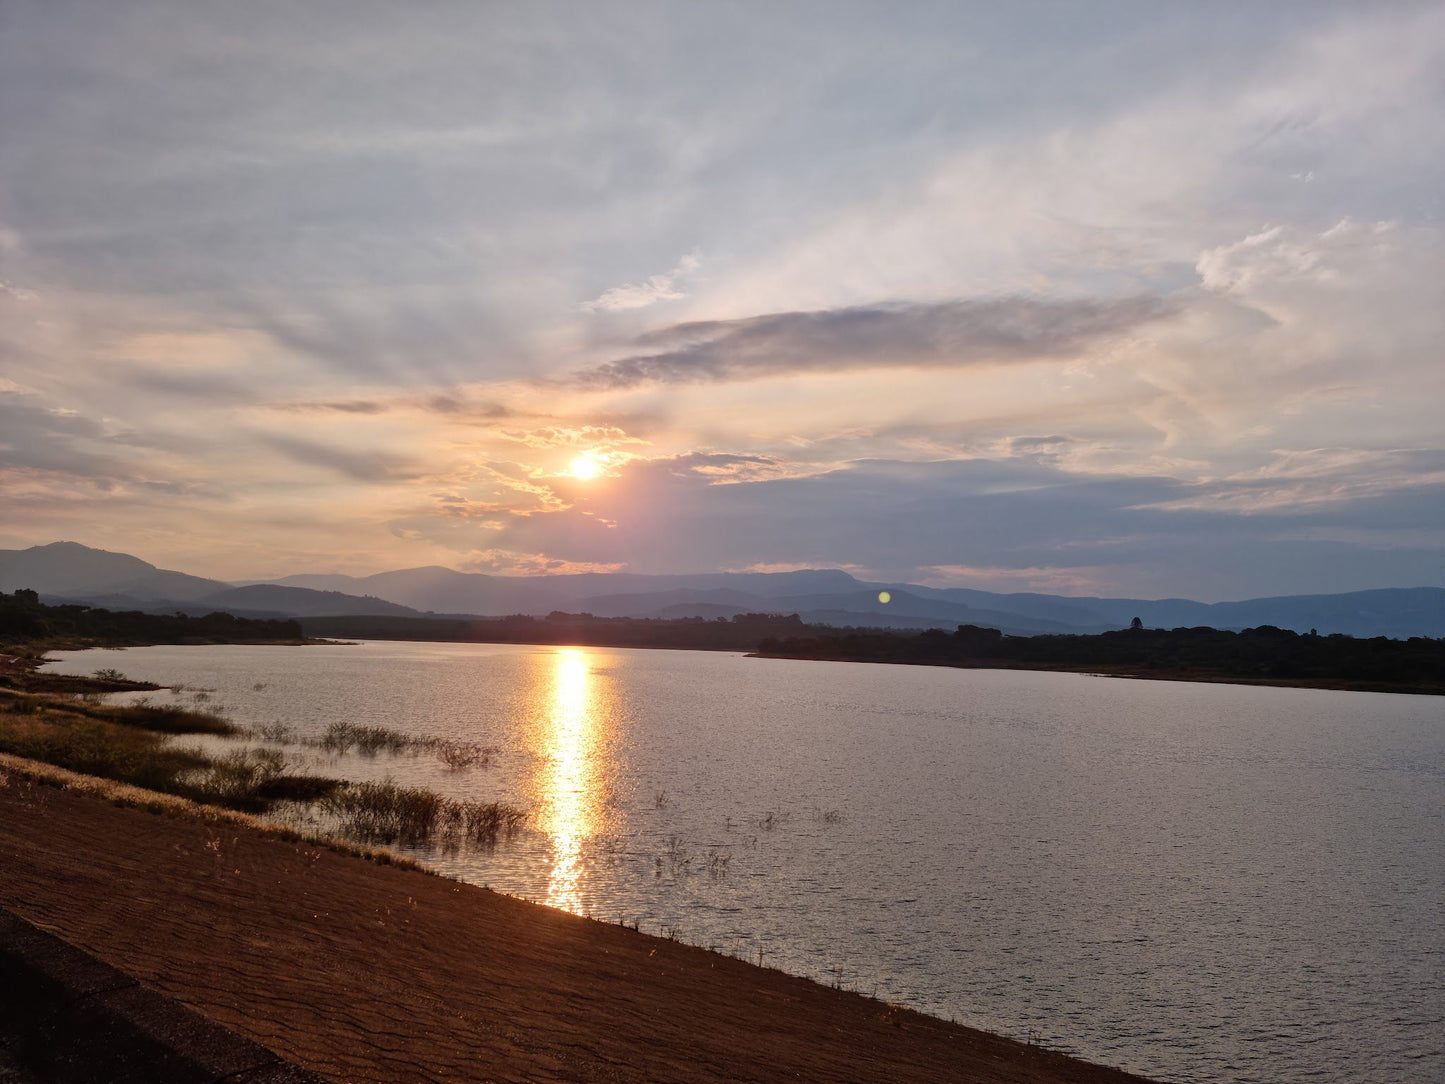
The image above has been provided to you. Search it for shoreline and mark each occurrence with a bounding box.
[35,635,1439,697]
[0,757,1157,1084]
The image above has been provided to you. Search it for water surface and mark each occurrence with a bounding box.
[44,641,1444,1083]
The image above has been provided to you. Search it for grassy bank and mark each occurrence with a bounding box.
[0,654,524,843]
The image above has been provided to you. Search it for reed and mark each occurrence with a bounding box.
[320,781,525,847]
[316,721,414,756]
[460,799,527,843]
[87,701,237,735]
[0,710,208,795]
[435,739,490,771]
[1,691,334,813]
[320,781,451,844]
[251,721,296,742]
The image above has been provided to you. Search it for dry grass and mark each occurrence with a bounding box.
[321,780,526,847]
[0,752,430,872]
[317,721,414,756]
[0,689,335,813]
[6,687,239,736]
[434,739,491,770]
[1,679,521,857]
[315,723,494,773]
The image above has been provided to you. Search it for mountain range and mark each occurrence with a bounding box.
[2,541,1441,639]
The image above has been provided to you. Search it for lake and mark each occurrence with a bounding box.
[43,641,1444,1083]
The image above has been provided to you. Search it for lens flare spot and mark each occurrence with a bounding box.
[878,591,891,604]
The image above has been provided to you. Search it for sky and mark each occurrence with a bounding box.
[1,1,1442,600]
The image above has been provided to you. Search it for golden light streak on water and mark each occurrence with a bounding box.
[540,648,606,912]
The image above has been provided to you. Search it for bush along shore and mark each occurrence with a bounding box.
[0,652,526,849]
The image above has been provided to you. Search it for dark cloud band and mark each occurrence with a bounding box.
[569,295,1179,389]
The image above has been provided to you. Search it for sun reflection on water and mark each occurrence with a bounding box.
[539,648,610,912]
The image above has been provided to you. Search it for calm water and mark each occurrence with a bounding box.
[44,642,1444,1083]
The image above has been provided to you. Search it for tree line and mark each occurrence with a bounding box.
[0,589,303,646]
[757,622,1445,691]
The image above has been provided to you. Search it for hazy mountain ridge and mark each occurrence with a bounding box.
[200,584,423,619]
[3,543,1441,639]
[0,541,227,601]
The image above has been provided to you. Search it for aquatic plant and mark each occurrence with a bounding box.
[90,702,236,735]
[180,747,341,812]
[705,849,731,879]
[316,721,413,756]
[435,739,489,771]
[251,721,295,742]
[0,688,336,813]
[460,799,527,843]
[320,780,449,844]
[184,747,286,806]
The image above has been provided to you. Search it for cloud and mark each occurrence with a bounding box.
[269,399,389,415]
[568,295,1178,389]
[258,434,417,483]
[264,394,515,420]
[1,4,1440,594]
[500,424,647,450]
[456,549,627,575]
[667,451,821,484]
[1145,448,1445,514]
[0,390,135,481]
[582,252,701,313]
[437,452,1445,598]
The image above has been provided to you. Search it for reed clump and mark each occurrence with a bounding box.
[314,723,495,773]
[179,747,342,811]
[321,781,449,843]
[251,721,295,742]
[321,780,525,846]
[317,721,414,756]
[1,681,515,847]
[88,700,237,735]
[461,800,527,843]
[434,739,490,770]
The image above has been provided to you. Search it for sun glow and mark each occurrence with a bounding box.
[569,454,602,480]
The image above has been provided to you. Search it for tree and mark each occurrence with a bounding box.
[1130,616,1143,630]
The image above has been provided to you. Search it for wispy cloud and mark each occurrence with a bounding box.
[582,252,701,313]
[567,295,1179,389]
[499,424,647,450]
[268,399,389,415]
[258,434,417,483]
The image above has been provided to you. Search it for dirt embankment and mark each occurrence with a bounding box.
[0,773,1155,1084]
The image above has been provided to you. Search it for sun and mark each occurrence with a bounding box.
[569,454,602,480]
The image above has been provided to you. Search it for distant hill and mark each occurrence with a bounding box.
[0,544,417,619]
[197,585,422,618]
[6,542,1443,639]
[911,585,1445,640]
[268,565,866,616]
[0,541,225,601]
